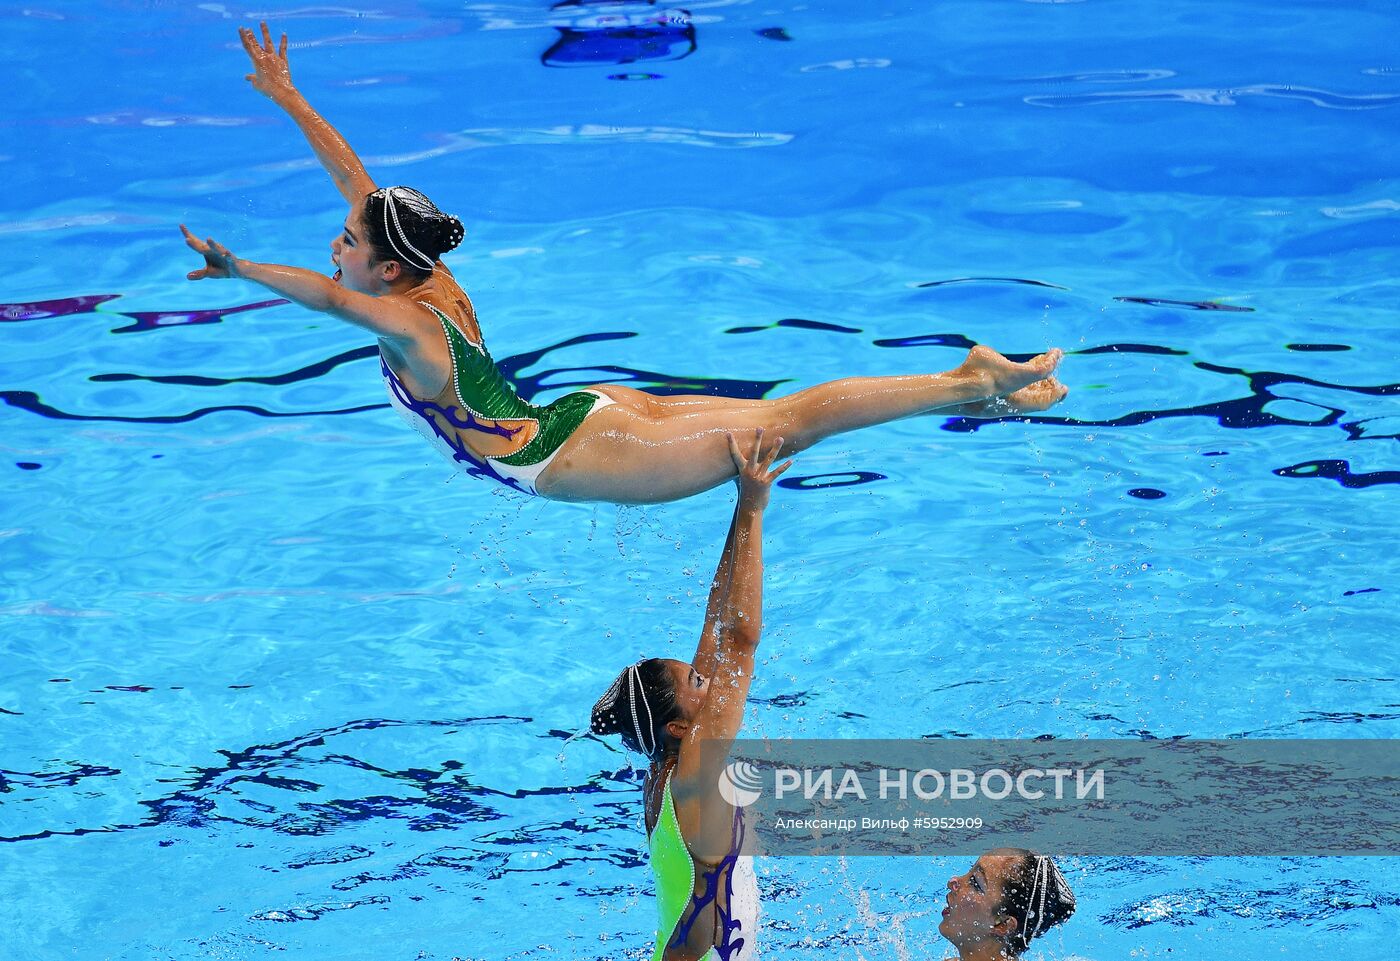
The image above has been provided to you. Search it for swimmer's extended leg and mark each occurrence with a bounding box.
[538,346,1063,503]
[594,346,1061,419]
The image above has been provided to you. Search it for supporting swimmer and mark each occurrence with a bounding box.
[940,849,1076,960]
[590,429,785,959]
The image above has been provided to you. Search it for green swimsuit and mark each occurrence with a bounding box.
[381,303,614,495]
[648,774,758,961]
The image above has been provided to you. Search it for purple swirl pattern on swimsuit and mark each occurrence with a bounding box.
[380,359,532,494]
[671,806,748,960]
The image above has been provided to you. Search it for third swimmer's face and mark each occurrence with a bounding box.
[665,659,710,726]
[330,208,378,293]
[939,854,1018,949]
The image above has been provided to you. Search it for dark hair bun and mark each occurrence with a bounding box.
[430,214,465,256]
[591,668,629,737]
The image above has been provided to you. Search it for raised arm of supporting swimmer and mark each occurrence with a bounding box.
[694,428,792,679]
[239,22,377,205]
[716,429,789,652]
[671,432,788,852]
[180,226,429,342]
[693,501,740,679]
[679,432,789,764]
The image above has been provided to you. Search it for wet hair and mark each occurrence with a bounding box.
[997,850,1076,954]
[361,186,464,280]
[590,659,681,759]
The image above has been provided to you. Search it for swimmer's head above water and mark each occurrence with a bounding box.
[590,658,710,759]
[940,849,1075,959]
[332,185,464,291]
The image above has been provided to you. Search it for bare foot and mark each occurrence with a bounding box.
[955,345,1063,400]
[941,376,1069,418]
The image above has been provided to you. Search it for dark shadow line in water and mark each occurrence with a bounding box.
[874,336,1190,361]
[1,294,295,335]
[0,762,123,789]
[109,299,291,335]
[10,308,1392,483]
[1114,295,1254,312]
[83,334,637,396]
[494,330,636,388]
[777,471,886,490]
[52,332,777,430]
[0,390,387,424]
[944,360,1397,444]
[1273,459,1400,489]
[1106,879,1400,931]
[1,824,132,843]
[1128,487,1167,500]
[91,347,377,387]
[1194,360,1400,398]
[0,715,532,844]
[750,692,810,708]
[873,332,980,350]
[518,365,786,401]
[942,394,1349,434]
[251,895,391,923]
[1074,343,1190,356]
[725,318,863,335]
[916,277,1070,290]
[1302,710,1400,723]
[135,716,532,834]
[1,294,123,321]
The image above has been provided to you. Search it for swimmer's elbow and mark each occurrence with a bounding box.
[724,618,762,650]
[324,286,354,315]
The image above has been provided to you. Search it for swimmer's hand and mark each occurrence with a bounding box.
[727,428,793,512]
[239,22,296,102]
[180,226,241,281]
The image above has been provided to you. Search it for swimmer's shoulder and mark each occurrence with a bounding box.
[644,758,679,835]
[408,272,481,343]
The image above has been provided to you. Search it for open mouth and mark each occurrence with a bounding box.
[332,268,342,283]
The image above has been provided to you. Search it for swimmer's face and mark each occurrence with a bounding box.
[939,853,1019,950]
[331,207,387,294]
[664,658,710,729]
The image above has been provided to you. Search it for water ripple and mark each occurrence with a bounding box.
[1027,84,1400,110]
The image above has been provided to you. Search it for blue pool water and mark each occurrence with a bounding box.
[3,1,1398,958]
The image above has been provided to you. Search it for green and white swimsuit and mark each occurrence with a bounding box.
[649,773,759,961]
[381,303,614,495]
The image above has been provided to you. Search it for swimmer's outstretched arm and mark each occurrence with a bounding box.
[239,23,377,205]
[681,434,787,752]
[693,499,740,678]
[693,428,791,680]
[180,227,429,342]
[672,433,787,843]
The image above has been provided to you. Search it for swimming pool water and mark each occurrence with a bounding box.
[2,1,1397,958]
